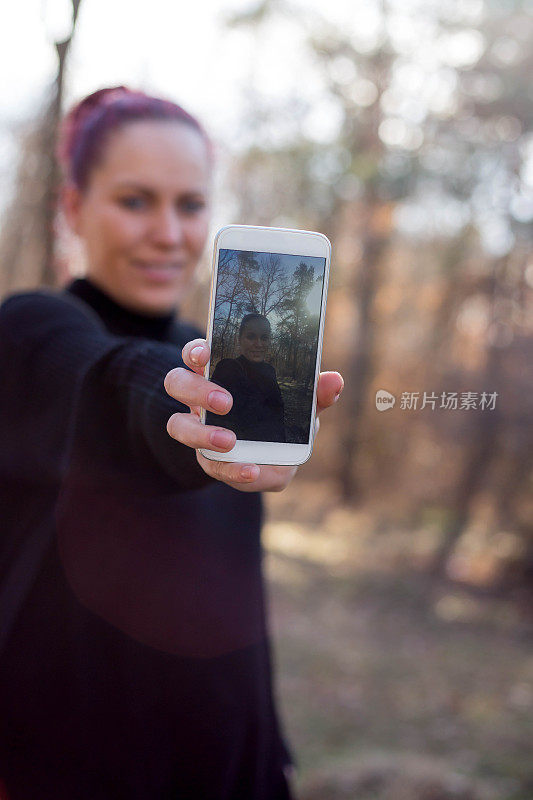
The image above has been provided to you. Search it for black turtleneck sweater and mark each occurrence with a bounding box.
[208,356,286,443]
[0,279,293,800]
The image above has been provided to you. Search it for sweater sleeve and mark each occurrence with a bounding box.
[0,291,212,491]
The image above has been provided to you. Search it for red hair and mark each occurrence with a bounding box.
[57,86,212,190]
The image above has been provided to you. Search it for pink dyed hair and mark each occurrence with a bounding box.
[57,86,212,190]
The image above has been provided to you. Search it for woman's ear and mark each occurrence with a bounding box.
[60,182,83,236]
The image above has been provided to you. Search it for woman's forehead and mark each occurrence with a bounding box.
[91,120,210,189]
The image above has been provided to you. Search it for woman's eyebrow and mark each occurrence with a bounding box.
[113,182,206,199]
[114,182,154,195]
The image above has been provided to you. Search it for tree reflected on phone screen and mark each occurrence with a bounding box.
[206,249,326,444]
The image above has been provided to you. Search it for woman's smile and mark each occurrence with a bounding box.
[130,259,187,283]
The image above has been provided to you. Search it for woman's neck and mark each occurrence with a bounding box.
[66,276,177,341]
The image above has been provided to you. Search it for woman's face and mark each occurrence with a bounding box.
[64,120,211,315]
[239,318,271,362]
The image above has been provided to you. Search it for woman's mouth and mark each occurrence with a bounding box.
[131,261,185,283]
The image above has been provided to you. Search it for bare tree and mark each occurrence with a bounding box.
[0,0,83,297]
[213,250,259,360]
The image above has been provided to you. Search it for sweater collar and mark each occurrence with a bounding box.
[65,277,178,341]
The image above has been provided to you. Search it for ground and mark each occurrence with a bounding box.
[264,481,533,800]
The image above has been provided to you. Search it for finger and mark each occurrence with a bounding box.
[226,464,297,493]
[196,451,261,485]
[182,339,210,375]
[167,412,236,452]
[197,453,297,493]
[316,371,344,414]
[164,367,233,415]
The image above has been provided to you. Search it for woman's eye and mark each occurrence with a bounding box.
[118,196,147,210]
[180,199,206,214]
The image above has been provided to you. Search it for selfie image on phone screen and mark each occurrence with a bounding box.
[206,248,326,444]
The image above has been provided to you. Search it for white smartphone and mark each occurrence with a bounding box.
[199,225,331,466]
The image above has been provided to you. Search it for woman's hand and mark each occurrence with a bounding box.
[164,339,343,493]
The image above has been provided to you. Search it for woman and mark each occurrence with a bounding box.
[208,313,286,443]
[0,87,343,799]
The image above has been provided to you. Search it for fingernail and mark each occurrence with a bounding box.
[210,430,234,449]
[241,465,259,481]
[190,346,204,364]
[208,390,231,412]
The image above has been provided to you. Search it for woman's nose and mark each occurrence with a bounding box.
[151,208,184,248]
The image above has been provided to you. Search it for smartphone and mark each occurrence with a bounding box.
[199,225,331,466]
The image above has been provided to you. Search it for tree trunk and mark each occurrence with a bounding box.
[338,200,387,502]
[0,0,82,296]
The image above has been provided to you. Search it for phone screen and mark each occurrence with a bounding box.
[206,248,326,444]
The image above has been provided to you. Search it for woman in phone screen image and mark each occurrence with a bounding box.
[0,86,343,799]
[208,313,287,442]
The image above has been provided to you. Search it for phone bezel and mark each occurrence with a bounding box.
[199,225,331,466]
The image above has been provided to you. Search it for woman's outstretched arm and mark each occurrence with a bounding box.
[0,291,213,490]
[0,292,343,493]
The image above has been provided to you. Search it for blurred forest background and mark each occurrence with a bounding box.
[0,0,532,797]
